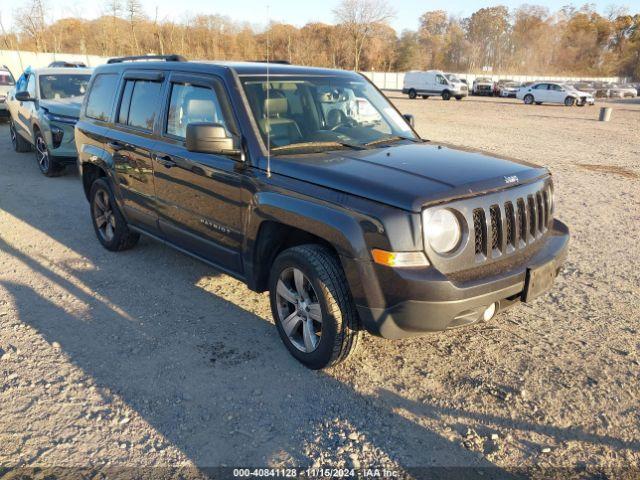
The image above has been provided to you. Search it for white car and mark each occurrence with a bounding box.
[0,66,15,120]
[403,70,468,100]
[608,84,638,98]
[517,81,595,106]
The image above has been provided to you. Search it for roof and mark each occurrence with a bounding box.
[95,59,359,78]
[33,67,94,76]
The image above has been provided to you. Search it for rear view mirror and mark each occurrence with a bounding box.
[15,91,35,102]
[403,114,415,127]
[186,122,236,155]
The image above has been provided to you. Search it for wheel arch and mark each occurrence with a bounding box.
[245,192,369,293]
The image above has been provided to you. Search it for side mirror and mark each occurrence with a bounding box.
[186,122,238,155]
[15,91,34,102]
[403,114,415,128]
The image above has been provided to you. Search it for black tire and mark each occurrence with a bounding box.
[455,96,463,101]
[421,95,429,99]
[564,96,575,107]
[408,89,417,99]
[442,90,451,101]
[535,102,543,105]
[524,94,534,105]
[9,119,31,153]
[89,178,140,252]
[34,129,64,177]
[269,244,361,369]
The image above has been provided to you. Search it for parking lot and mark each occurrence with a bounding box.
[0,95,639,475]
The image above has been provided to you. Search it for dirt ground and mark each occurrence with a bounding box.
[0,95,639,478]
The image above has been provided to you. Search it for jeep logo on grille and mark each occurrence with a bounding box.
[504,175,519,184]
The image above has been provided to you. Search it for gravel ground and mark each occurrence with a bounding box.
[0,95,639,478]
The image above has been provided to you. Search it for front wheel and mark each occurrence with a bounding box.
[269,244,361,369]
[90,178,140,251]
[564,96,576,107]
[442,91,451,101]
[34,129,64,177]
[524,94,534,105]
[408,89,417,99]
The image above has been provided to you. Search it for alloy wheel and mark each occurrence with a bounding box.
[36,135,50,172]
[275,267,323,353]
[9,121,17,149]
[92,188,117,242]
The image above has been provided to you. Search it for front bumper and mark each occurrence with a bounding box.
[347,219,569,339]
[43,119,79,160]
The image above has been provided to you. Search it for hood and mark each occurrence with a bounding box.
[39,96,83,118]
[269,142,548,212]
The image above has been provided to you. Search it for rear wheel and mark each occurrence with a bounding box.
[442,90,451,101]
[524,94,534,105]
[269,244,361,369]
[564,96,575,107]
[408,89,417,99]
[455,96,463,101]
[34,129,64,177]
[9,119,31,153]
[90,178,140,251]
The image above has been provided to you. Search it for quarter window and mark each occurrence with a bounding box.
[118,79,162,131]
[86,74,119,121]
[166,83,227,139]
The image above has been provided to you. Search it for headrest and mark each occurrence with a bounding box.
[264,96,288,117]
[186,99,213,119]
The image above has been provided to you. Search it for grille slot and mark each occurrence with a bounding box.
[505,202,515,247]
[489,205,502,251]
[473,209,486,255]
[528,195,536,237]
[517,199,527,243]
[536,192,544,230]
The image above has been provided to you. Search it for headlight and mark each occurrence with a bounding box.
[423,209,462,254]
[42,109,78,124]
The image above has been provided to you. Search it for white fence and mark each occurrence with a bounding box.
[0,50,109,78]
[361,71,627,91]
[1,49,627,88]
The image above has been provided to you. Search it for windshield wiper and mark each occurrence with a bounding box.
[271,140,367,153]
[364,135,421,147]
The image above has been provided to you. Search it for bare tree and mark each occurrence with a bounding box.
[125,0,144,54]
[333,0,395,70]
[14,0,48,52]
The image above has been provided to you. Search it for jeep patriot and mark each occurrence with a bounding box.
[75,55,569,369]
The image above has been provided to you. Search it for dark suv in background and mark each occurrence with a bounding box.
[75,55,569,369]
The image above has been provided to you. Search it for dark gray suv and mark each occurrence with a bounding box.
[75,55,569,369]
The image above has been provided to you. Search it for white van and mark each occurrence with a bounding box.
[402,70,468,100]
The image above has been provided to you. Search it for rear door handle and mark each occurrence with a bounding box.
[155,154,176,168]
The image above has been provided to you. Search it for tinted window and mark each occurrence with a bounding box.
[118,80,162,130]
[86,74,119,121]
[118,81,135,125]
[166,83,227,139]
[534,83,548,90]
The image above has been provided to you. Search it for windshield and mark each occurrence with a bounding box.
[38,74,91,100]
[240,75,417,153]
[0,72,14,86]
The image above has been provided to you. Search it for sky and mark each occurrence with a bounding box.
[1,0,635,33]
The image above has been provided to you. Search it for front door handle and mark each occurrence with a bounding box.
[108,141,128,151]
[155,154,176,168]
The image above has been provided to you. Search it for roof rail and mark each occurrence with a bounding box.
[107,54,187,64]
[249,60,291,65]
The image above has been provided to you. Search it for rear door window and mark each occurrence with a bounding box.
[86,73,120,121]
[117,79,162,131]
